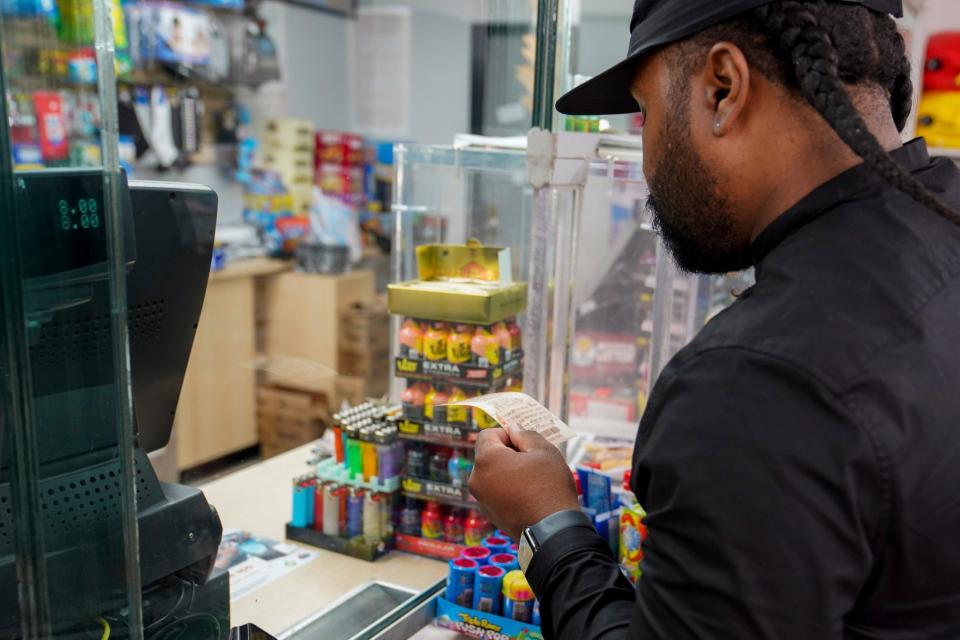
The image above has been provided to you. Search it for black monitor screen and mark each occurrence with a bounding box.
[16,169,110,280]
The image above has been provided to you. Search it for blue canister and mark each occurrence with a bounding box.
[482,536,510,555]
[291,480,313,528]
[502,570,535,623]
[462,546,491,566]
[446,557,478,607]
[346,489,364,538]
[473,565,505,615]
[490,553,520,574]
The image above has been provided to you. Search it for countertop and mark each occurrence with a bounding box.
[198,442,449,635]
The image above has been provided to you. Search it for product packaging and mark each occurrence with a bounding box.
[32,92,68,161]
[388,241,528,324]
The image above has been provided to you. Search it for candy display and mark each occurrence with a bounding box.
[435,536,544,640]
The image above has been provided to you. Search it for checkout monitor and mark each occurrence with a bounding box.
[0,170,219,633]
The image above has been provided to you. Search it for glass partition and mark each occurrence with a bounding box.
[0,0,143,635]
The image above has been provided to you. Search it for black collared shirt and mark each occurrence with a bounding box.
[526,140,960,639]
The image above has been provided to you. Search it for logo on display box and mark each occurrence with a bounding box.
[422,361,462,376]
[458,613,504,633]
[402,478,423,493]
[398,420,421,435]
[397,359,419,373]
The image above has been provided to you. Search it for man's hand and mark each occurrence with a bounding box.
[468,427,580,540]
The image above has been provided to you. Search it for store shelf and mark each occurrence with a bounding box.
[402,477,475,509]
[285,523,391,562]
[396,419,478,448]
[395,143,526,173]
[394,533,466,561]
[394,355,522,390]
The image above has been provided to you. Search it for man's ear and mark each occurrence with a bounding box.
[699,42,751,136]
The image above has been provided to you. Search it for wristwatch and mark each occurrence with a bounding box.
[518,509,594,573]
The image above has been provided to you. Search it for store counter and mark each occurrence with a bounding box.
[174,258,292,471]
[199,441,449,635]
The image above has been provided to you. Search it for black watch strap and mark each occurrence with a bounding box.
[528,509,594,549]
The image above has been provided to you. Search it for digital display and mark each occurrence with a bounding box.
[58,196,102,232]
[16,169,110,279]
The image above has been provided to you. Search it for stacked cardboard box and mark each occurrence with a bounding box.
[338,299,391,399]
[261,118,315,216]
[257,385,330,458]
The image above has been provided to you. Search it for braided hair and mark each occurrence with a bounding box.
[679,0,960,223]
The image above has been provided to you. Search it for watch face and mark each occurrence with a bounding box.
[519,530,535,573]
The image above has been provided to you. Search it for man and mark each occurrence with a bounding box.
[468,1,960,638]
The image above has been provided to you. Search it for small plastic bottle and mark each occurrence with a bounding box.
[424,322,451,362]
[398,318,425,359]
[465,509,487,547]
[421,501,443,540]
[448,449,473,488]
[429,448,451,483]
[444,508,465,544]
[399,497,421,536]
[406,445,427,479]
[401,383,427,421]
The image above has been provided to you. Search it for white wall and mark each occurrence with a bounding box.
[404,9,471,145]
[281,3,352,130]
[577,15,629,79]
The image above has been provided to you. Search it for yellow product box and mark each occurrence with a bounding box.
[388,241,528,324]
[244,193,295,213]
[916,91,960,149]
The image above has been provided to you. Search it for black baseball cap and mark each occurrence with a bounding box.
[556,0,904,116]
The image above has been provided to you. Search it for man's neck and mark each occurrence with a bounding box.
[748,88,903,242]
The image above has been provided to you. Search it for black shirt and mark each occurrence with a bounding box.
[526,140,960,639]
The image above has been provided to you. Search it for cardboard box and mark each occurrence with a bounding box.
[258,413,324,458]
[263,117,315,149]
[338,347,390,378]
[335,375,369,408]
[258,385,329,418]
[263,270,375,387]
[387,243,527,324]
[435,598,543,640]
[339,300,391,353]
[258,385,329,458]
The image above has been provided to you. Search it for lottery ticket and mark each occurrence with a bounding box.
[454,392,577,446]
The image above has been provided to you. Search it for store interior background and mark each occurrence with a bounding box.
[146,0,634,227]
[4,0,960,636]
[121,0,648,482]
[3,0,946,483]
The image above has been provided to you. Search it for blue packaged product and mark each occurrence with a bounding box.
[346,489,364,538]
[579,467,612,512]
[472,565,505,615]
[446,557,478,607]
[482,536,510,555]
[490,553,520,574]
[502,570,535,623]
[533,598,541,626]
[291,480,314,528]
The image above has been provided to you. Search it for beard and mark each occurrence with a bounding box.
[645,95,753,275]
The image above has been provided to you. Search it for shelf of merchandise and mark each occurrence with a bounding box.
[401,476,475,509]
[396,418,479,445]
[393,355,523,391]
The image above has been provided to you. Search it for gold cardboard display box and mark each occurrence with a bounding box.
[387,242,528,324]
